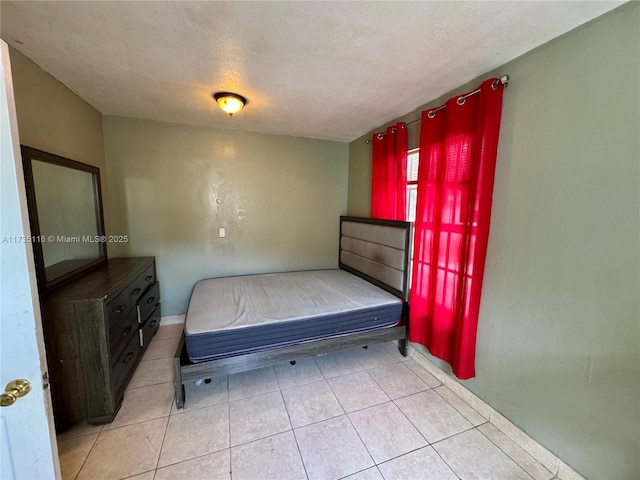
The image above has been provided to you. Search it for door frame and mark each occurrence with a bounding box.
[0,39,60,479]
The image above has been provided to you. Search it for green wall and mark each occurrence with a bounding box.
[347,4,639,480]
[103,116,349,316]
[8,47,109,233]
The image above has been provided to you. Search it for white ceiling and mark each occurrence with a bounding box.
[0,1,624,142]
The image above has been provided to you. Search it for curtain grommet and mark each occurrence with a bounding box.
[427,111,436,119]
[457,97,466,106]
[377,133,384,140]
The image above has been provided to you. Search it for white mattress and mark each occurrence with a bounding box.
[185,269,402,336]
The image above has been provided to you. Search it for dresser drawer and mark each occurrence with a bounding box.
[139,303,161,348]
[111,333,141,396]
[130,265,155,302]
[138,282,160,324]
[106,289,133,326]
[108,307,138,364]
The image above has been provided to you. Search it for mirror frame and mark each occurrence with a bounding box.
[21,146,107,293]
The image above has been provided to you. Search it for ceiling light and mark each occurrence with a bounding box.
[212,92,247,116]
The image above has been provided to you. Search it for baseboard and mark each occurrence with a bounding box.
[409,347,585,480]
[160,314,185,325]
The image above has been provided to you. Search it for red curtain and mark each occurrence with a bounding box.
[409,78,504,379]
[371,122,407,220]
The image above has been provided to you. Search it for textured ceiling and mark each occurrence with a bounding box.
[0,1,624,142]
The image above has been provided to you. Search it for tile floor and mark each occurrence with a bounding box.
[57,324,558,480]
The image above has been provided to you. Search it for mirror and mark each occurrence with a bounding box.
[21,146,106,292]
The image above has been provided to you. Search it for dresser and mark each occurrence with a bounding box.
[42,257,161,429]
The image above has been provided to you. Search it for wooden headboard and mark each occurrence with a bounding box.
[339,216,413,301]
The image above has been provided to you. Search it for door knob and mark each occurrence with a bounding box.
[0,379,31,407]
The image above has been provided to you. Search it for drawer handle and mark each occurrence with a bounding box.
[122,326,132,337]
[131,288,141,296]
[149,319,158,328]
[145,275,153,281]
[123,352,134,364]
[115,304,126,314]
[146,296,155,304]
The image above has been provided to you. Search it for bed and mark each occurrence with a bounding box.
[173,216,412,409]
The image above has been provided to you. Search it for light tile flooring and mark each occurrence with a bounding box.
[57,324,558,480]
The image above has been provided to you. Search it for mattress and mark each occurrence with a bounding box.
[185,269,403,363]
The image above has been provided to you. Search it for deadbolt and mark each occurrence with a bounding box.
[0,379,31,407]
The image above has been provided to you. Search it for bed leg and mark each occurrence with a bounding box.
[399,338,408,357]
[174,376,185,409]
[174,342,185,410]
[174,379,185,409]
[399,303,409,357]
[174,375,184,410]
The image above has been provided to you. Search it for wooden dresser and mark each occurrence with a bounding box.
[42,257,161,429]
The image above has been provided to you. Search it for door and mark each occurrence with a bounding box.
[0,40,60,479]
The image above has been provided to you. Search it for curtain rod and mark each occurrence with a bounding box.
[365,75,509,144]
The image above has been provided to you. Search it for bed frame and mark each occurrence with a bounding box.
[173,216,412,409]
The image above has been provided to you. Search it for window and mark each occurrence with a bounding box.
[406,148,419,221]
[408,141,477,313]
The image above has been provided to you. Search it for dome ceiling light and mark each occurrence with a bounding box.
[212,92,247,116]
